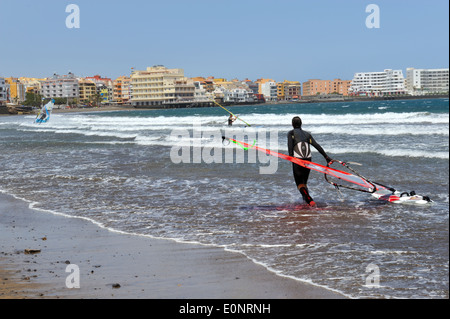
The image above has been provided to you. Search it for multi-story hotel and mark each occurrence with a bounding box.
[277,80,301,100]
[130,65,195,107]
[350,69,406,96]
[406,68,449,95]
[302,79,351,96]
[41,73,79,99]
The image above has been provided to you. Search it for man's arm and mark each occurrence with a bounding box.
[287,130,294,157]
[310,135,332,163]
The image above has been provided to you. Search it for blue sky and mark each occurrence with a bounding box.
[0,0,448,82]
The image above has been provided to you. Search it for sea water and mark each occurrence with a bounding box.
[0,98,448,298]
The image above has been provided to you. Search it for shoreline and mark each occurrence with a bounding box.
[0,192,346,299]
[1,95,448,116]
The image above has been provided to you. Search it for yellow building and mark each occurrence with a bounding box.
[213,78,227,84]
[78,79,97,103]
[5,77,26,102]
[277,80,301,101]
[130,65,194,107]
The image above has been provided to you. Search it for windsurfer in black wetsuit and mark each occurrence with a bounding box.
[228,114,236,126]
[288,116,333,207]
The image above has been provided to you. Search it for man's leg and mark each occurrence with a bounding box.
[298,185,316,207]
[293,164,316,207]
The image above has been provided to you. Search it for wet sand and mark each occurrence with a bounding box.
[0,192,346,299]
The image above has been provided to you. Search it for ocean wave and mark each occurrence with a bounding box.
[324,147,449,159]
[31,111,449,127]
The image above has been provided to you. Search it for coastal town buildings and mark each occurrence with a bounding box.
[2,65,448,109]
[193,81,213,103]
[302,79,351,96]
[113,76,131,104]
[303,79,327,96]
[0,77,6,102]
[195,77,256,104]
[172,77,196,103]
[86,75,113,103]
[223,88,255,104]
[350,69,406,96]
[41,73,79,99]
[5,77,26,103]
[19,77,44,95]
[406,68,449,95]
[86,75,112,86]
[245,80,259,96]
[130,65,195,107]
[259,80,277,101]
[277,80,301,100]
[332,79,352,96]
[100,88,109,103]
[78,79,97,103]
[192,77,215,93]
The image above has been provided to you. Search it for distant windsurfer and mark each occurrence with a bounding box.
[35,99,55,124]
[288,116,333,207]
[228,114,237,126]
[38,111,48,122]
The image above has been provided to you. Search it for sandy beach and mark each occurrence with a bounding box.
[0,192,345,299]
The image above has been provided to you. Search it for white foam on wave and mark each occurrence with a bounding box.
[223,245,352,298]
[12,111,450,159]
[323,146,449,159]
[45,111,450,127]
[18,127,138,140]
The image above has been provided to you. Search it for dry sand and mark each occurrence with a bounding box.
[0,192,345,299]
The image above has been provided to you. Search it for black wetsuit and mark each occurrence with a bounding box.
[287,128,331,203]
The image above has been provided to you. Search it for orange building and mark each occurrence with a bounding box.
[302,79,351,96]
[113,76,131,104]
[332,79,352,96]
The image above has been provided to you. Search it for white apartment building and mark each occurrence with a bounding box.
[350,69,406,96]
[223,88,255,104]
[193,81,214,103]
[260,81,278,101]
[406,68,449,95]
[0,77,7,102]
[41,73,79,99]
